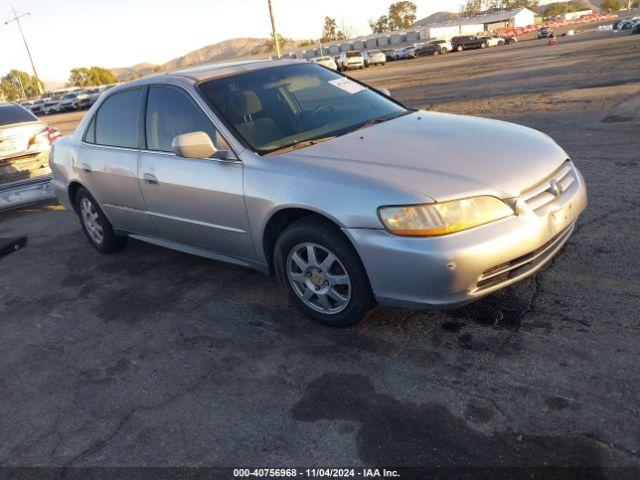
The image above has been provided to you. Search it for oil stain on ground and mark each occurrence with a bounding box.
[292,373,605,471]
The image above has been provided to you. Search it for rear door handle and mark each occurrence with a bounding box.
[143,173,158,186]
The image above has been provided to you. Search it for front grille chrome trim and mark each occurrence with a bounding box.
[521,161,577,214]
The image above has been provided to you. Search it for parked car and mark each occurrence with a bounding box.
[0,102,60,184]
[415,41,449,57]
[364,50,386,67]
[538,27,554,39]
[57,93,80,112]
[309,56,338,70]
[29,99,45,115]
[430,39,453,52]
[337,50,365,70]
[479,35,504,47]
[43,95,63,115]
[395,46,417,59]
[451,35,488,52]
[500,34,518,44]
[382,49,397,61]
[50,60,587,327]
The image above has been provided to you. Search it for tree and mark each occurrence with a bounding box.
[264,33,289,53]
[0,70,44,100]
[543,1,587,17]
[338,19,356,39]
[321,16,338,42]
[388,1,417,29]
[600,0,622,9]
[461,0,483,17]
[68,66,117,87]
[369,15,390,34]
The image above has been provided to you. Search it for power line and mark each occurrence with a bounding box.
[4,6,42,95]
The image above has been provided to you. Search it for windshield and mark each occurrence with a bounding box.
[199,63,407,155]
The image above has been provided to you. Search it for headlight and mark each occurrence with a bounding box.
[378,196,514,236]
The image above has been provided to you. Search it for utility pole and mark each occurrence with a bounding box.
[5,7,42,95]
[267,0,281,59]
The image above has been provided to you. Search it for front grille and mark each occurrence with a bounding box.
[521,161,576,214]
[474,225,574,292]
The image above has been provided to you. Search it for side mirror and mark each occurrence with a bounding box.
[172,131,217,159]
[379,88,391,97]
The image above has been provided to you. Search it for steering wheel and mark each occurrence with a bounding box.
[303,105,335,128]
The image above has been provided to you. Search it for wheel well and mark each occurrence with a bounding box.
[263,208,342,274]
[68,181,83,212]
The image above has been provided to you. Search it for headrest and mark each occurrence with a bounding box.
[229,90,262,117]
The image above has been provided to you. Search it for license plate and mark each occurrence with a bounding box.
[0,140,17,156]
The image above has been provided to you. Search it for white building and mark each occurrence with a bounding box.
[414,8,537,39]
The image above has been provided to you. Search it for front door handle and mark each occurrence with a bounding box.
[143,173,158,186]
[81,163,92,173]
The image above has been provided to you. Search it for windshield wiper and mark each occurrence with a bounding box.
[266,135,336,156]
[342,110,413,136]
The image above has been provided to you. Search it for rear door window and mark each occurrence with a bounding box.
[94,89,142,149]
[0,105,37,126]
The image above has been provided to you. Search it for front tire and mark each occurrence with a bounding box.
[75,187,126,254]
[274,217,376,328]
[457,45,464,52]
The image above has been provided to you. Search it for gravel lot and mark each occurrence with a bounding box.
[1,30,639,473]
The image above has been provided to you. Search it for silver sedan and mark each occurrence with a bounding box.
[50,60,587,327]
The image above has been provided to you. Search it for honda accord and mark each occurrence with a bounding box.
[50,60,587,327]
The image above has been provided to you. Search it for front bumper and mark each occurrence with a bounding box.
[345,163,588,309]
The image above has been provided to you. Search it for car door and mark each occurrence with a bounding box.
[78,87,155,235]
[137,85,253,258]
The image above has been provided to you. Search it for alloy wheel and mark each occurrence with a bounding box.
[81,197,104,245]
[286,242,352,314]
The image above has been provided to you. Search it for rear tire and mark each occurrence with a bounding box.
[457,45,464,52]
[75,187,126,254]
[481,42,487,49]
[274,216,376,328]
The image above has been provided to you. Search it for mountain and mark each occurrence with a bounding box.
[161,37,271,72]
[414,11,460,27]
[110,38,275,81]
[110,63,158,81]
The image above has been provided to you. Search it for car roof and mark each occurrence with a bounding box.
[140,59,303,85]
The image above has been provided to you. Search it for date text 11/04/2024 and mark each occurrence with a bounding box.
[232,468,400,478]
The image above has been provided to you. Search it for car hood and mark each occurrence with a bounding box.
[285,111,569,201]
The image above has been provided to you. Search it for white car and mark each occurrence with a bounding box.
[337,51,365,71]
[364,50,386,67]
[479,35,504,47]
[43,96,63,115]
[430,39,453,52]
[310,56,337,70]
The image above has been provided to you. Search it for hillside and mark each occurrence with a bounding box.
[110,63,158,81]
[110,38,276,81]
[161,37,271,72]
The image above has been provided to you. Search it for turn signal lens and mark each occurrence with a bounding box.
[378,196,514,236]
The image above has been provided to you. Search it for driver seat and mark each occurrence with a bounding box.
[229,91,283,147]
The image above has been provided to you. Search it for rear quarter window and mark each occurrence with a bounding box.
[0,104,37,126]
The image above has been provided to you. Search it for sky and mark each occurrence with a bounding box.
[0,0,467,85]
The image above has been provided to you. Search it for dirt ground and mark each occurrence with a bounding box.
[1,30,639,474]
